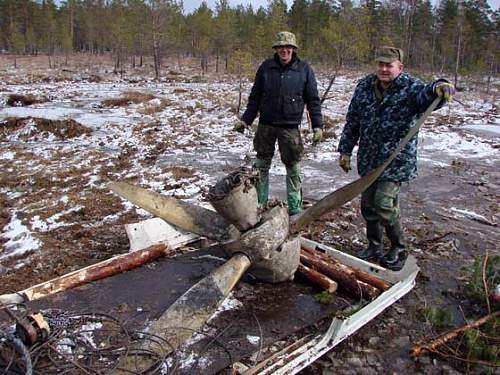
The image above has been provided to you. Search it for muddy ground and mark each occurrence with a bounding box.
[0,54,498,374]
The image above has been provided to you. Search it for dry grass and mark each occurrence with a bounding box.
[166,166,196,179]
[6,94,47,106]
[0,117,92,140]
[103,91,157,107]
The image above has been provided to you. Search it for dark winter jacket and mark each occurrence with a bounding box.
[241,53,323,129]
[338,73,446,182]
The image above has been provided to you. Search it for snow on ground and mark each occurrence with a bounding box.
[0,72,498,270]
[0,211,42,259]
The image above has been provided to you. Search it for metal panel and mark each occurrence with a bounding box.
[250,238,419,375]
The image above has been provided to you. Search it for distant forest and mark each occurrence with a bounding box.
[0,0,498,78]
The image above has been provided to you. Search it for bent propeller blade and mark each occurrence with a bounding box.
[114,253,251,374]
[109,181,237,242]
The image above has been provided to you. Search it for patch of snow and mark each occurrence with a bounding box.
[0,151,15,160]
[208,292,243,323]
[79,321,103,349]
[449,207,495,225]
[420,130,497,158]
[0,211,41,259]
[0,107,84,121]
[247,335,261,345]
[56,337,74,355]
[191,254,227,262]
[461,124,500,136]
[169,348,214,372]
[32,205,85,232]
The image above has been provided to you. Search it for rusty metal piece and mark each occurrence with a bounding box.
[249,235,300,283]
[15,312,50,346]
[222,205,289,263]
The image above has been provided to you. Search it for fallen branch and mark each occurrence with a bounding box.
[410,310,500,357]
[297,263,338,293]
[482,250,491,314]
[320,74,337,104]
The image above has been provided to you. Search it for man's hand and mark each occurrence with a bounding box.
[338,154,351,173]
[233,120,247,133]
[434,82,456,102]
[312,128,323,146]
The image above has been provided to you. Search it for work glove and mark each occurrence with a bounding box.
[232,120,247,133]
[338,154,351,173]
[434,82,456,102]
[312,128,323,146]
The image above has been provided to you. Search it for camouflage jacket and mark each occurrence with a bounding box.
[241,53,323,129]
[338,73,445,182]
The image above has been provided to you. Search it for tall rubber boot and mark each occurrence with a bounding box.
[254,158,271,208]
[286,164,302,216]
[357,220,384,261]
[381,220,407,270]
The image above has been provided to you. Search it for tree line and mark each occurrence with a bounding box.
[0,0,498,79]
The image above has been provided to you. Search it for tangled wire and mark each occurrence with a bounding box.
[1,305,233,374]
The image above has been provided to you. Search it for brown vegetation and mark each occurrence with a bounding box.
[0,117,92,140]
[102,91,157,107]
[6,94,47,106]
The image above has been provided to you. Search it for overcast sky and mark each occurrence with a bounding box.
[182,0,500,14]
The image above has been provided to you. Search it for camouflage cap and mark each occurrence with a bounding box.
[272,31,298,49]
[376,46,404,63]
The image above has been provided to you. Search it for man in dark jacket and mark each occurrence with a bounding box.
[234,31,323,216]
[338,46,455,270]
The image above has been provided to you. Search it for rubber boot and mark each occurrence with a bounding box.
[357,220,384,261]
[286,163,303,216]
[381,221,406,270]
[254,158,271,207]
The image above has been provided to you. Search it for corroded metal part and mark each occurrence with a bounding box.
[249,235,300,283]
[113,253,252,375]
[140,253,251,354]
[207,169,260,231]
[221,205,289,263]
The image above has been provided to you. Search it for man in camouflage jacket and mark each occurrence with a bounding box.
[234,31,323,216]
[337,46,455,270]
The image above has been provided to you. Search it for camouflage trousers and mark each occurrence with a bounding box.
[253,124,304,215]
[361,180,401,225]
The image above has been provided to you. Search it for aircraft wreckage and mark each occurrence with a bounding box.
[0,100,439,374]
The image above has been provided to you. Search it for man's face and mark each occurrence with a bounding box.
[275,45,294,64]
[376,61,403,84]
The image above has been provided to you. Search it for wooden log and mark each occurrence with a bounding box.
[300,251,380,300]
[297,263,338,293]
[301,247,390,291]
[0,244,170,305]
